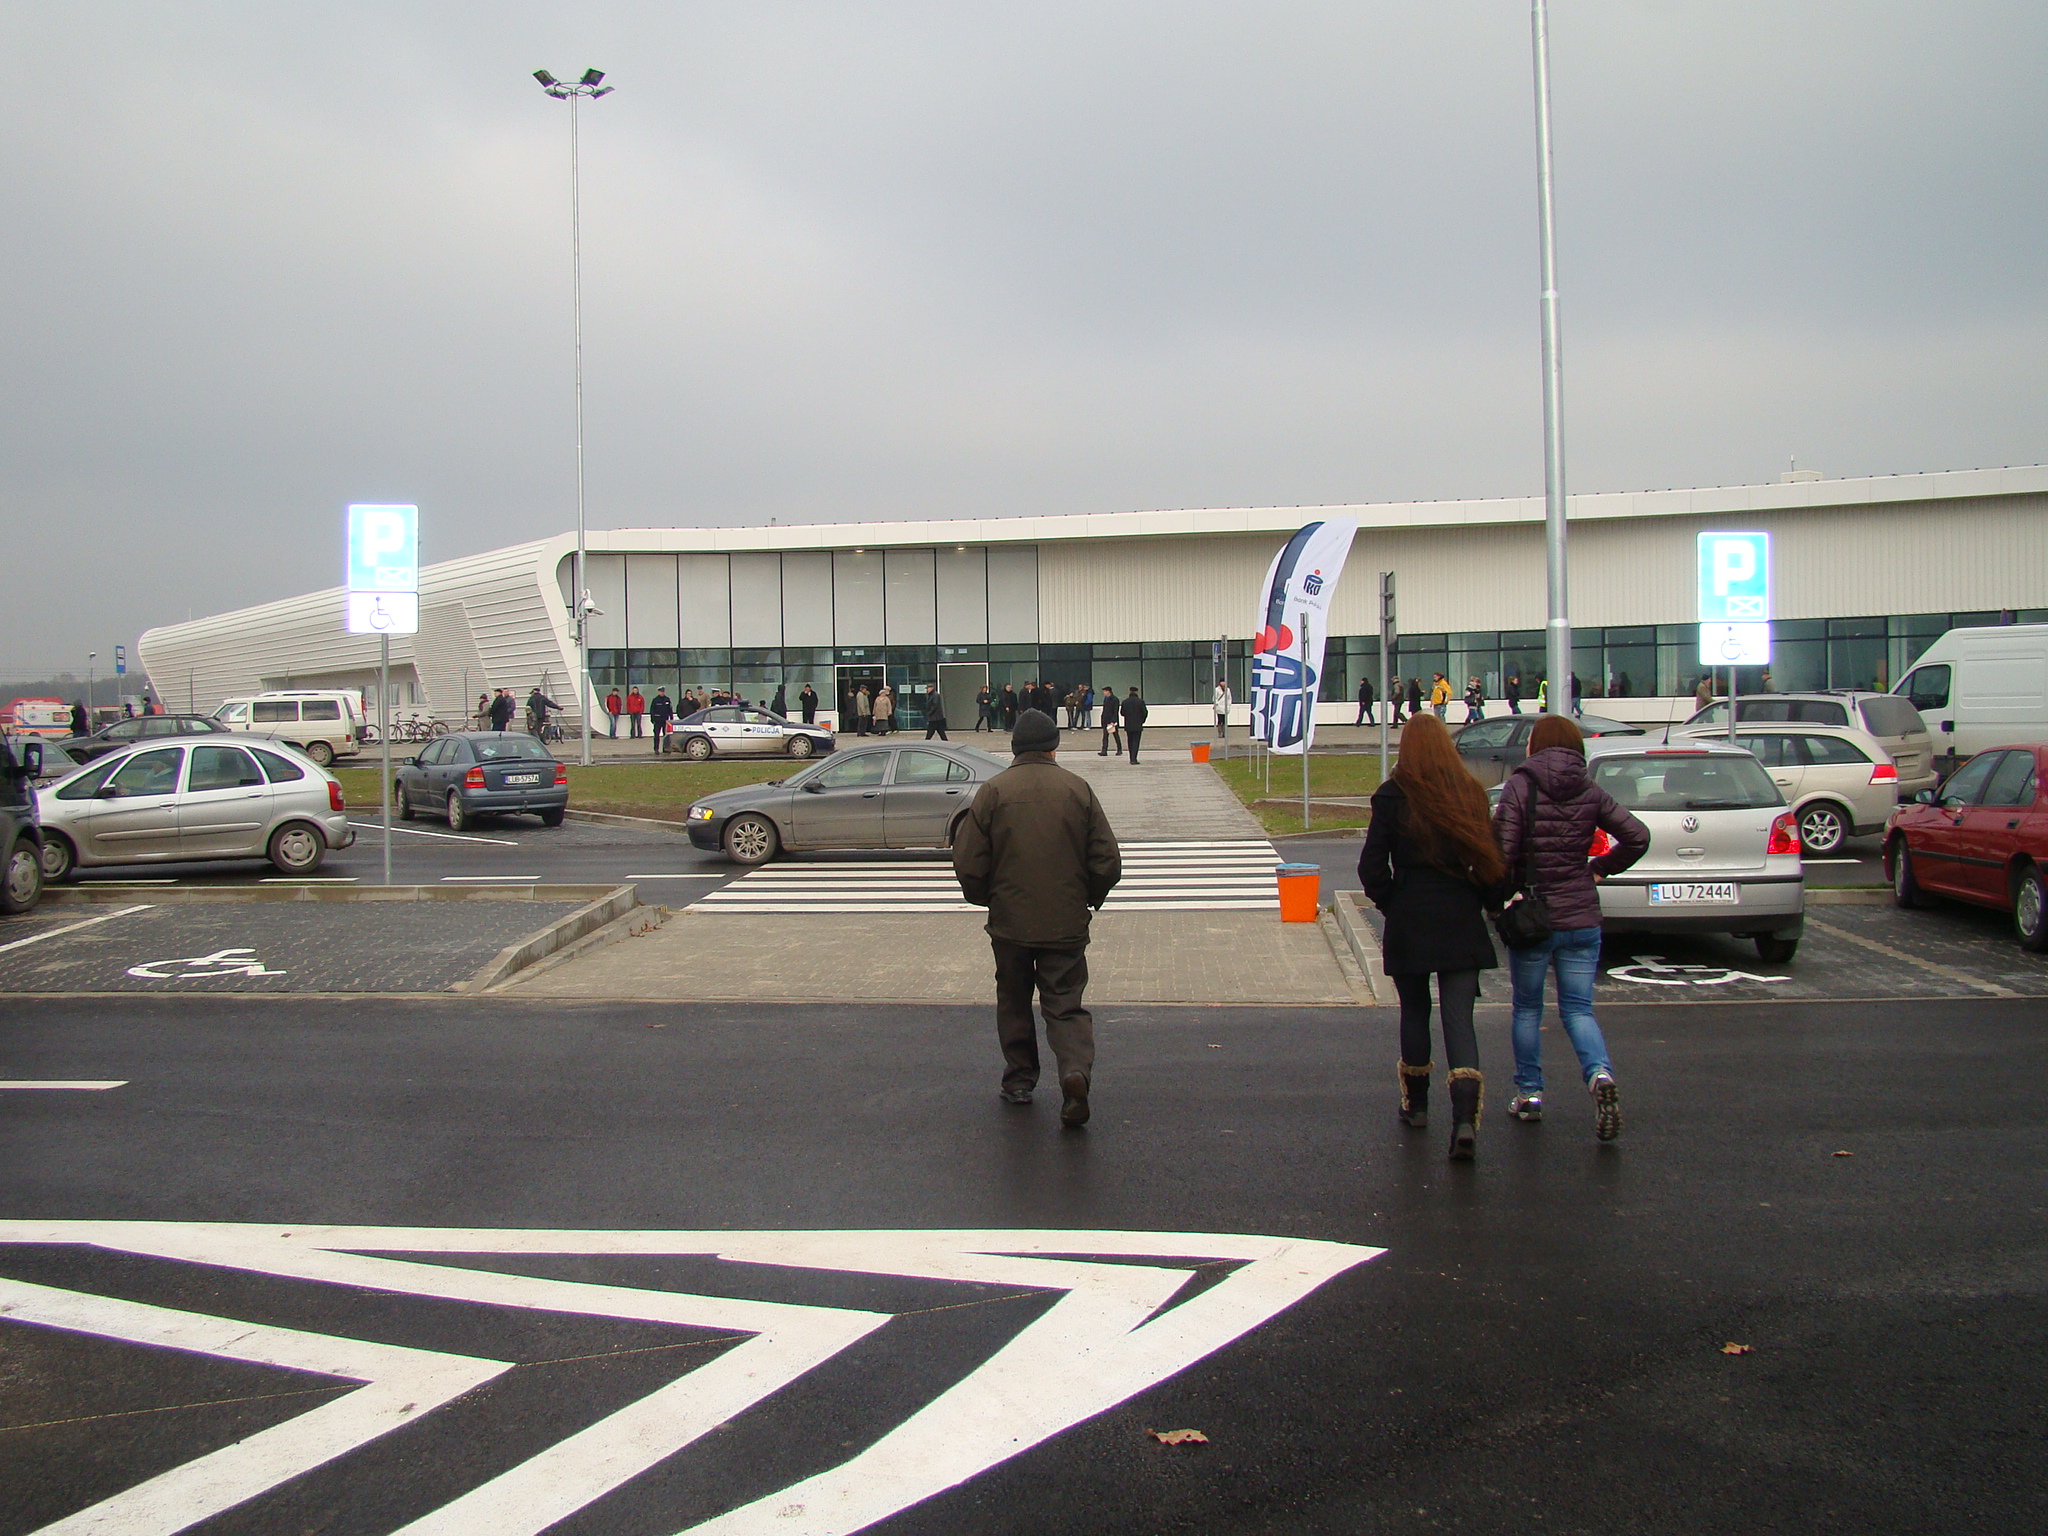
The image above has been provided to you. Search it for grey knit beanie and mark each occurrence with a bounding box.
[1011,708,1059,754]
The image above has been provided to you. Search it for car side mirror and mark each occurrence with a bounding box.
[409,755,422,767]
[802,781,826,793]
[1913,788,1937,805]
[20,742,41,776]
[96,784,121,799]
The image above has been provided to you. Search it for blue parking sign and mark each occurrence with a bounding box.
[1698,532,1769,623]
[346,505,419,593]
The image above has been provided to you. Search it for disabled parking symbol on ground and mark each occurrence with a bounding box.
[1607,954,1790,987]
[127,947,287,980]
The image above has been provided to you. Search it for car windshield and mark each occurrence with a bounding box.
[1592,753,1782,811]
[472,735,555,762]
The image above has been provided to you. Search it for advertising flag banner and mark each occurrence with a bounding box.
[1250,519,1358,755]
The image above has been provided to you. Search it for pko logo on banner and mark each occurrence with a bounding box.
[345,504,419,636]
[1697,531,1770,667]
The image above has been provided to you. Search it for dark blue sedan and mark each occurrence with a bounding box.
[394,731,569,830]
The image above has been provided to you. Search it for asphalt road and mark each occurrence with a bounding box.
[2,993,2041,1534]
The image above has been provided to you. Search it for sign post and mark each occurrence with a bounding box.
[114,645,126,678]
[346,505,420,886]
[1378,572,1395,786]
[1299,610,1312,830]
[1698,531,1771,743]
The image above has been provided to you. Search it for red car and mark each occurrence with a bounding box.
[1885,744,2047,950]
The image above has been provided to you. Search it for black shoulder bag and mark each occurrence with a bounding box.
[1492,778,1555,950]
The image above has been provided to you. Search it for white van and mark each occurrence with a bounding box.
[212,691,364,767]
[1894,624,2048,767]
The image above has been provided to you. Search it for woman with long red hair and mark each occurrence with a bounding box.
[1358,712,1510,1159]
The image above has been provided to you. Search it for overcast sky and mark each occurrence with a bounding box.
[3,2,2043,678]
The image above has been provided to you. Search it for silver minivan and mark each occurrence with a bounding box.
[1671,690,1935,797]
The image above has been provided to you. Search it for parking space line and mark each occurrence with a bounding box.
[626,873,727,879]
[0,1080,127,1090]
[0,905,154,956]
[1801,916,2019,998]
[441,875,541,882]
[260,877,359,884]
[350,822,520,847]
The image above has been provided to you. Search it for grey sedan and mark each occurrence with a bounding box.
[37,739,354,879]
[1454,712,1644,787]
[686,742,1006,864]
[394,731,569,830]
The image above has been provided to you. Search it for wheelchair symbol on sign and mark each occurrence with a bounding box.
[1607,954,1789,987]
[127,947,287,980]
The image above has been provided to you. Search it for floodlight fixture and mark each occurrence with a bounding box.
[580,68,605,86]
[533,70,558,87]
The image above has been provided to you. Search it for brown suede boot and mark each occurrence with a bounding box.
[1448,1068,1483,1160]
[1398,1061,1431,1129]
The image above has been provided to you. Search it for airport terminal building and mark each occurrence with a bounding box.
[138,466,2048,730]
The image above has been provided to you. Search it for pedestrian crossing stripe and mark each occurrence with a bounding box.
[691,841,1284,913]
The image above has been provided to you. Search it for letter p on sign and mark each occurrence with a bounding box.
[346,504,419,594]
[1697,532,1769,624]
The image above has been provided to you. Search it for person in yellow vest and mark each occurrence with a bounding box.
[1429,674,1452,719]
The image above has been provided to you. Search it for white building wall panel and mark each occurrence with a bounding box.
[677,555,730,649]
[729,553,784,648]
[781,552,834,647]
[884,548,937,644]
[985,546,1039,643]
[626,555,681,648]
[834,551,884,645]
[935,546,988,644]
[582,554,627,650]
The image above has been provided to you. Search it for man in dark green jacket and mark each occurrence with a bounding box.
[952,709,1122,1125]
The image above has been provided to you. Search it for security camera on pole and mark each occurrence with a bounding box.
[534,67,614,767]
[345,504,420,886]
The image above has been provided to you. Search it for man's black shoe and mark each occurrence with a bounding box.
[1059,1071,1091,1127]
[1000,1086,1034,1105]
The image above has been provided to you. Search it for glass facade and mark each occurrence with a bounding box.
[587,609,2048,712]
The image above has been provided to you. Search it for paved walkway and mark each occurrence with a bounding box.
[506,908,1357,1004]
[1053,744,1267,842]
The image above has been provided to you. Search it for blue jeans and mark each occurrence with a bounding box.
[1508,926,1611,1093]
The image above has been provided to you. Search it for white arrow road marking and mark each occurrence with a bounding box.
[0,1223,1380,1536]
[0,905,153,956]
[0,1274,508,1536]
[126,948,285,980]
[0,1080,126,1090]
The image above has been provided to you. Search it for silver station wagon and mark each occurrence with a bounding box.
[686,742,1005,864]
[37,738,355,879]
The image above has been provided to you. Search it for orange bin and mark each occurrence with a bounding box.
[1275,862,1321,922]
[1190,740,1212,763]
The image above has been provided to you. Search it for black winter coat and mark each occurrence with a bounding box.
[1100,692,1120,725]
[1492,747,1649,930]
[1359,780,1506,975]
[1121,693,1149,727]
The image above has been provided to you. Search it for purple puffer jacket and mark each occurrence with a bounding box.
[1491,747,1651,930]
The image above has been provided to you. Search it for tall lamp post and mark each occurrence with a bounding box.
[534,67,613,766]
[86,652,97,719]
[1530,1,1572,714]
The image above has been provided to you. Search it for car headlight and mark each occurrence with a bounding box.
[688,805,715,821]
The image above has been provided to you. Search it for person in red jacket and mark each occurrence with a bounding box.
[604,688,623,738]
[1490,713,1649,1139]
[625,687,646,739]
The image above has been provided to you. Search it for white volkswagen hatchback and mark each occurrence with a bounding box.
[1580,737,1806,963]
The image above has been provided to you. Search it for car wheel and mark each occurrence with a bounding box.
[446,792,470,832]
[2,836,42,914]
[396,782,415,820]
[722,812,779,866]
[787,735,815,759]
[1888,837,1928,908]
[268,821,326,876]
[1755,934,1799,964]
[38,833,77,884]
[1797,801,1851,855]
[540,808,565,827]
[305,741,335,767]
[683,735,713,761]
[2015,865,2048,953]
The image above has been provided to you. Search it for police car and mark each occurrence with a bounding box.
[664,706,836,760]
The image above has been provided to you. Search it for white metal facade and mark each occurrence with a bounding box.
[138,466,2048,722]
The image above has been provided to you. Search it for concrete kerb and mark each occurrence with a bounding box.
[1329,891,1388,1003]
[39,883,630,905]
[459,884,643,993]
[563,808,692,834]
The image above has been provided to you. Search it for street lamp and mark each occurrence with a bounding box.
[86,652,97,718]
[533,66,614,766]
[1530,1,1572,714]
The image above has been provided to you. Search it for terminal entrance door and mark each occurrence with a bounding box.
[837,665,885,736]
[938,663,987,735]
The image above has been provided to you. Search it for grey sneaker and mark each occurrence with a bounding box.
[1509,1092,1543,1122]
[1589,1072,1621,1141]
